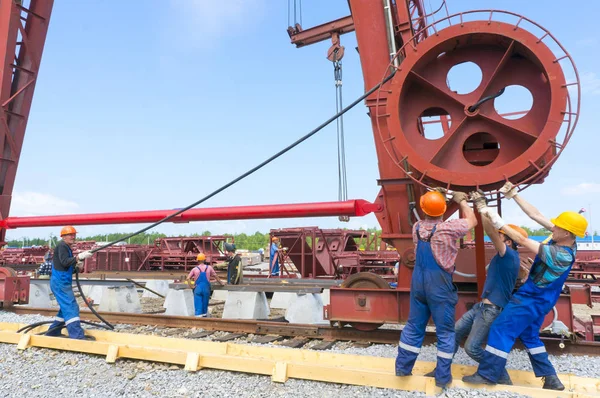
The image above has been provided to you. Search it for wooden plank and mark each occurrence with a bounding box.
[281,338,309,348]
[251,335,284,344]
[0,322,597,397]
[212,333,245,342]
[105,345,119,363]
[184,352,201,371]
[311,340,336,351]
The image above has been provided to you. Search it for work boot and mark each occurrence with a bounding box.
[395,370,412,377]
[498,374,513,385]
[424,369,436,377]
[542,375,565,391]
[462,373,496,385]
[435,377,452,389]
[82,335,96,341]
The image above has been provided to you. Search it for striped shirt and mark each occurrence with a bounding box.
[412,218,470,273]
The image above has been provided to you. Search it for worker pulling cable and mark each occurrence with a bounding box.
[20,70,397,334]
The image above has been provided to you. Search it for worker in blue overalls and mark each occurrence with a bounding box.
[45,226,94,339]
[395,189,477,388]
[463,181,588,391]
[187,253,224,317]
[270,236,280,276]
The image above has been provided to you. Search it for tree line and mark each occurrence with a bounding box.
[6,226,578,251]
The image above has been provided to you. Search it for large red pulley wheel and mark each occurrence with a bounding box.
[376,11,580,192]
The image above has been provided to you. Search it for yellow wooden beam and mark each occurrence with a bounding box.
[0,322,597,397]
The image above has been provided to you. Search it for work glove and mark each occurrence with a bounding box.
[451,191,468,204]
[431,187,449,202]
[469,190,488,211]
[499,181,518,199]
[77,250,93,261]
[479,208,506,229]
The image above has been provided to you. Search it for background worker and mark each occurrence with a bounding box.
[38,250,53,278]
[270,236,280,276]
[395,189,477,388]
[188,253,224,317]
[45,226,94,340]
[225,242,243,284]
[463,182,587,391]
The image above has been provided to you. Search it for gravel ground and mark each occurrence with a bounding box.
[0,311,597,398]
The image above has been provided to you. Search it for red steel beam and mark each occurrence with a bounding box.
[288,15,355,47]
[0,199,382,229]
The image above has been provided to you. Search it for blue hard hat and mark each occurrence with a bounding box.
[224,242,236,252]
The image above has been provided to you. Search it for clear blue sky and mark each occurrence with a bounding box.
[8,0,600,241]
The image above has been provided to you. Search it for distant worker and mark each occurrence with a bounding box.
[427,191,525,384]
[38,250,53,278]
[225,242,243,284]
[463,182,587,391]
[45,226,94,340]
[258,247,264,262]
[188,253,224,317]
[270,236,280,276]
[395,189,477,388]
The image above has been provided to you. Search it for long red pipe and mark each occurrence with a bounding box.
[0,200,382,229]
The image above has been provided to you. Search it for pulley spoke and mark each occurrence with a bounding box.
[477,112,539,140]
[409,71,467,108]
[476,41,515,100]
[428,116,469,164]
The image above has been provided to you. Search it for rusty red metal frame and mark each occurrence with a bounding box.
[0,0,54,243]
[287,15,355,48]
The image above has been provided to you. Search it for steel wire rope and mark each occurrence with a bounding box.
[42,70,397,332]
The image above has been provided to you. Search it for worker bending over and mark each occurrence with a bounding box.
[225,242,243,284]
[45,226,94,339]
[463,182,587,391]
[396,189,477,388]
[188,253,224,317]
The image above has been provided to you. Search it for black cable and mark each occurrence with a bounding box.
[88,69,397,255]
[74,267,114,330]
[468,87,505,113]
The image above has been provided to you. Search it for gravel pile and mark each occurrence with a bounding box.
[0,311,597,397]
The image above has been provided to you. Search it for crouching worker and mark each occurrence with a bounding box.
[463,182,588,391]
[188,253,224,317]
[45,226,94,339]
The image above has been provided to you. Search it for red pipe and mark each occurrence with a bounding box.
[0,200,382,229]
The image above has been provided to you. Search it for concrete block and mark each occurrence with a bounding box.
[320,289,331,306]
[269,292,297,309]
[87,286,105,304]
[163,288,195,316]
[142,280,170,298]
[222,291,270,320]
[240,253,261,266]
[26,283,52,308]
[285,293,328,325]
[211,289,228,301]
[98,286,142,313]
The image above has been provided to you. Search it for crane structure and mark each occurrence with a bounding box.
[1,0,594,343]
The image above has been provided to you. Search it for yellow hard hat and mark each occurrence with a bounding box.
[197,253,206,262]
[551,211,588,238]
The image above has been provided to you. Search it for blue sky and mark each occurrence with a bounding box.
[8,0,600,241]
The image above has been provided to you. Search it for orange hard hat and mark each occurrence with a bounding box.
[420,191,447,217]
[272,236,279,242]
[60,226,77,237]
[196,253,206,262]
[500,224,528,239]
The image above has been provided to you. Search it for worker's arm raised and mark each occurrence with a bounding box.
[453,191,477,229]
[500,182,553,230]
[482,214,507,256]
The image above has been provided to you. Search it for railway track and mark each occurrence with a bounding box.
[10,306,599,355]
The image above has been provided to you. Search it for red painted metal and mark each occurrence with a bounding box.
[268,227,399,279]
[0,266,29,306]
[287,15,354,48]
[0,200,381,229]
[0,0,54,243]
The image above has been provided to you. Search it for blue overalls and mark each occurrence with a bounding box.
[45,246,85,339]
[193,265,211,316]
[396,224,457,386]
[477,246,574,382]
[270,242,279,276]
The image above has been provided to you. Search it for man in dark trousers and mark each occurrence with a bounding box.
[45,226,94,339]
[225,242,243,285]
